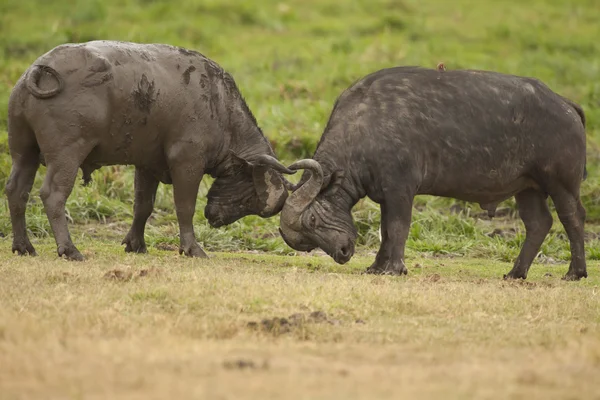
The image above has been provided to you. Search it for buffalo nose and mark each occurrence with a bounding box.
[208,215,224,228]
[334,242,354,264]
[340,245,351,259]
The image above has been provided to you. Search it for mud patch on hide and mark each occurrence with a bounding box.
[133,74,158,113]
[182,65,196,85]
[199,73,208,88]
[177,47,202,57]
[200,65,222,120]
[204,61,224,81]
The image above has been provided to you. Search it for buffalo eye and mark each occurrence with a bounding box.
[309,214,316,228]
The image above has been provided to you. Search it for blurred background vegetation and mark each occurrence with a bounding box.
[0,0,599,260]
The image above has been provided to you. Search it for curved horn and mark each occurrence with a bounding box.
[250,154,296,175]
[253,154,298,193]
[281,159,323,229]
[250,154,299,217]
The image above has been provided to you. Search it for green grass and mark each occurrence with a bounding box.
[1,0,600,257]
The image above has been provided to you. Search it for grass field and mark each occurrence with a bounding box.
[1,0,600,398]
[1,233,600,399]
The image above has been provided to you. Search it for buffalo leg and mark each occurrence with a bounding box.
[169,157,207,258]
[365,194,414,275]
[504,189,553,280]
[549,188,587,280]
[39,159,85,261]
[122,167,159,253]
[5,148,40,256]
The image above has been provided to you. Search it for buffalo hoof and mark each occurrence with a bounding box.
[179,243,208,258]
[12,239,37,257]
[562,270,587,281]
[58,244,84,261]
[122,233,147,254]
[364,259,407,276]
[503,271,527,280]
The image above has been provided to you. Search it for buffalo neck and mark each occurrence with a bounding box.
[314,151,365,212]
[228,86,275,160]
[209,96,275,177]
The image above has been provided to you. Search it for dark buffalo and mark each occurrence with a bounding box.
[6,40,293,260]
[279,66,588,281]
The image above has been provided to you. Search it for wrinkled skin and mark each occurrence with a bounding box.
[280,66,588,281]
[5,41,293,261]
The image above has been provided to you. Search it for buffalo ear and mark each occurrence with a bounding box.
[320,169,344,196]
[229,150,253,170]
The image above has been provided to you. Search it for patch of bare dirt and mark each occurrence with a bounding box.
[425,273,441,283]
[155,243,178,251]
[499,280,556,290]
[222,359,269,371]
[450,204,517,220]
[103,267,164,281]
[536,254,560,264]
[138,267,164,278]
[487,228,517,238]
[555,232,600,243]
[246,311,358,336]
[45,271,80,284]
[103,269,133,281]
[584,232,600,242]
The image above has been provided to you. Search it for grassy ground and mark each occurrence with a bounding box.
[1,234,600,400]
[1,0,600,254]
[1,0,600,398]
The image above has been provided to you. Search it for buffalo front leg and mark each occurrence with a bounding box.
[5,149,40,256]
[504,189,553,280]
[39,160,84,261]
[549,188,587,281]
[122,168,159,253]
[169,160,207,258]
[365,194,414,276]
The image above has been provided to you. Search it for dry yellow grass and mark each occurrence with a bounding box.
[1,239,599,400]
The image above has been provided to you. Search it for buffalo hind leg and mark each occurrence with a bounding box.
[170,159,207,258]
[549,188,587,280]
[365,192,414,276]
[504,189,553,280]
[40,158,85,261]
[5,148,40,256]
[122,168,159,253]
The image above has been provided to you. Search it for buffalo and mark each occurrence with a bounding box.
[6,41,293,260]
[279,66,588,281]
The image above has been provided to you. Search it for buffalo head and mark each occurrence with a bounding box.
[278,159,357,264]
[205,153,294,227]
